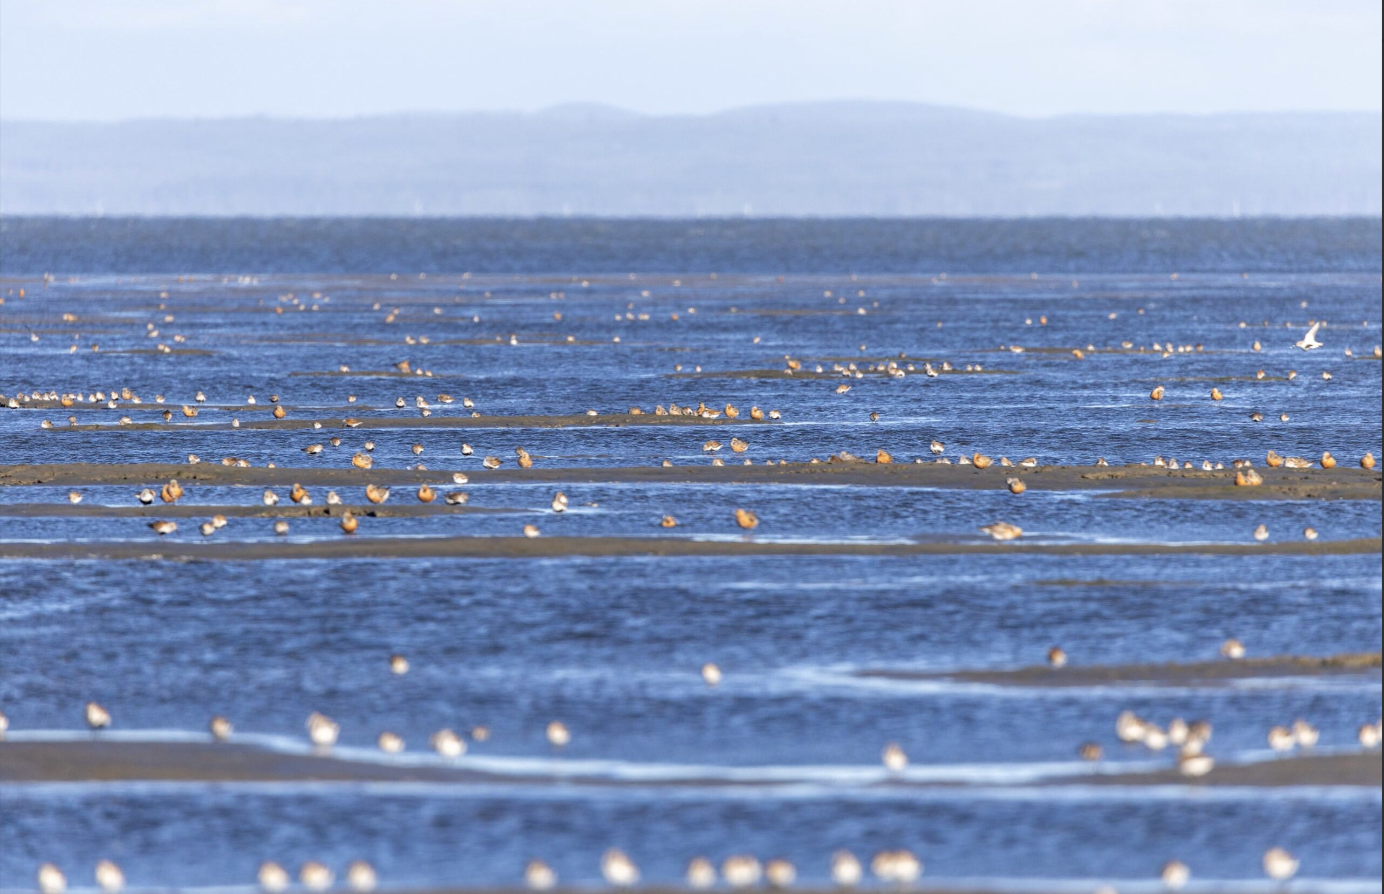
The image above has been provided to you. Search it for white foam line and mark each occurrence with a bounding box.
[0,729,1149,787]
[10,730,1377,798]
[783,666,1383,698]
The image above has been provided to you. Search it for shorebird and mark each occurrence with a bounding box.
[525,860,557,891]
[1303,527,1318,541]
[1268,725,1295,752]
[1150,385,1165,401]
[882,741,908,772]
[306,712,339,748]
[1161,860,1190,890]
[1007,477,1026,494]
[1177,751,1214,777]
[1321,451,1336,469]
[290,483,309,504]
[299,861,333,892]
[871,850,922,884]
[1291,719,1319,748]
[1117,710,1148,743]
[1079,742,1103,760]
[37,864,66,894]
[735,508,759,530]
[1047,646,1067,668]
[686,857,716,889]
[85,701,112,730]
[445,491,468,505]
[972,453,993,469]
[137,488,155,505]
[483,456,502,470]
[551,492,569,513]
[161,479,183,503]
[1359,722,1381,748]
[262,489,279,506]
[1363,452,1376,470]
[417,484,435,503]
[600,849,639,886]
[523,524,541,538]
[661,515,677,527]
[365,484,390,504]
[1263,847,1299,881]
[258,862,290,893]
[1294,321,1322,350]
[979,522,1022,541]
[764,859,796,889]
[377,731,404,753]
[702,663,722,686]
[546,720,571,747]
[390,654,410,674]
[209,715,233,741]
[1253,524,1269,541]
[273,520,290,536]
[149,520,177,535]
[0,710,8,739]
[930,439,945,455]
[303,444,322,456]
[352,452,373,470]
[1235,469,1263,486]
[94,860,125,893]
[431,728,466,757]
[326,491,342,505]
[830,851,863,886]
[452,472,469,484]
[346,860,378,893]
[722,856,762,888]
[1221,638,1246,659]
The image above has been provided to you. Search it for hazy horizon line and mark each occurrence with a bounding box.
[4,99,1382,127]
[5,212,1383,222]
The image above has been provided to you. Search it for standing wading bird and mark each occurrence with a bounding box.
[600,849,639,886]
[85,701,112,730]
[94,860,125,893]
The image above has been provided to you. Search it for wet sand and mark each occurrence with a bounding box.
[45,412,779,432]
[0,503,514,519]
[1,740,1375,788]
[3,461,1378,501]
[858,653,1383,688]
[0,535,1376,561]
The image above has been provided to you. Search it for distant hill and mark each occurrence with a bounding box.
[1,102,1379,216]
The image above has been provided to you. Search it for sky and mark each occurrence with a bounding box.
[1,0,1380,121]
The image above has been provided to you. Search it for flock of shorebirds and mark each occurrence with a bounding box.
[7,629,1380,894]
[5,285,1381,892]
[16,844,1321,893]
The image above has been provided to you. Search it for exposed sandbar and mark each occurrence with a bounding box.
[1,740,1374,788]
[857,653,1383,688]
[46,412,777,433]
[0,503,513,519]
[2,461,1378,502]
[0,535,1376,561]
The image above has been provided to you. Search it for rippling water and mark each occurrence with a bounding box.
[0,219,1380,890]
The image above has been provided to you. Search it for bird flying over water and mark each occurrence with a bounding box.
[1294,321,1322,350]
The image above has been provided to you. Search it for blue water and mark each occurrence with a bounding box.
[0,219,1380,891]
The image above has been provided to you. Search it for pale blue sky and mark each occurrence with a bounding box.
[2,0,1380,120]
